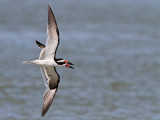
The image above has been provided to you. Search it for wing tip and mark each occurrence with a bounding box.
[41,89,57,117]
[48,4,50,9]
[48,4,52,12]
[41,112,45,117]
[36,40,45,48]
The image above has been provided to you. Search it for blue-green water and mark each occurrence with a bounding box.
[0,0,160,120]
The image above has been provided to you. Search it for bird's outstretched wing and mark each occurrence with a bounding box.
[45,5,59,60]
[41,87,57,116]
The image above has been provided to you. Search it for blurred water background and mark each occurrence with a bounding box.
[0,0,160,120]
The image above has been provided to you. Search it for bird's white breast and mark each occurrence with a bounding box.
[33,59,58,67]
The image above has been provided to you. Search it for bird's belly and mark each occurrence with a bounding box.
[34,60,57,67]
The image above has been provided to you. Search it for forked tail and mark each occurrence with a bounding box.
[41,88,57,117]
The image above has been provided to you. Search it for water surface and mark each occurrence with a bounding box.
[0,0,160,120]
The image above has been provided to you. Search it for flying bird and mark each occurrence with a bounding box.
[23,5,74,117]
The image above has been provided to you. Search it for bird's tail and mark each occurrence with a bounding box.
[22,61,34,64]
[41,88,57,117]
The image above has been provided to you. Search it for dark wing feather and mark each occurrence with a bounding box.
[41,88,57,116]
[45,5,60,59]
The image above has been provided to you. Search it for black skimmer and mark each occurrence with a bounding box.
[23,5,74,117]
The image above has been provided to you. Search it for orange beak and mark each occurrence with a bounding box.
[65,61,74,69]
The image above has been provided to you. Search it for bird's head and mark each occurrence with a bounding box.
[56,58,74,69]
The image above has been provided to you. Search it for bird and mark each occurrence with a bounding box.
[23,5,74,117]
